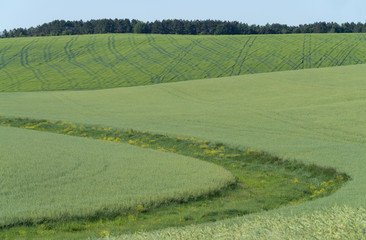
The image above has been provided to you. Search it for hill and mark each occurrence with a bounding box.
[1,33,366,92]
[1,33,366,239]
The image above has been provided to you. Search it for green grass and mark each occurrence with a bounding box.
[0,116,347,239]
[1,33,366,92]
[1,33,366,239]
[1,62,366,239]
[114,205,366,240]
[0,125,235,228]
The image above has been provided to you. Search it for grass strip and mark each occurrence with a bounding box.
[0,116,350,239]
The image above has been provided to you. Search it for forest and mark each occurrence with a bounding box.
[2,19,366,38]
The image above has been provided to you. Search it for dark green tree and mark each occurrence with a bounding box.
[133,22,150,34]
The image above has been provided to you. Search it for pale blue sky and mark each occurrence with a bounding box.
[1,0,365,31]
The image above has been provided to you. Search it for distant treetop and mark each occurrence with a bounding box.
[2,19,366,38]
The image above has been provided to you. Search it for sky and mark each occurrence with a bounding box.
[1,0,365,31]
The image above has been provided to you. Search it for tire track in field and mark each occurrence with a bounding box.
[277,35,328,70]
[336,39,361,66]
[347,35,366,64]
[291,35,318,70]
[64,37,102,89]
[128,34,150,59]
[259,36,302,72]
[324,38,357,66]
[301,35,307,69]
[146,34,175,57]
[246,50,277,74]
[308,35,312,68]
[208,36,241,52]
[0,45,12,69]
[290,35,330,70]
[128,34,168,83]
[234,37,283,73]
[107,35,156,84]
[147,35,199,83]
[299,35,312,69]
[192,38,232,74]
[165,35,212,79]
[208,37,254,75]
[129,34,188,83]
[348,35,366,64]
[208,36,254,75]
[145,34,188,83]
[228,37,254,75]
[19,39,48,91]
[237,36,276,73]
[320,42,351,67]
[271,53,299,72]
[0,44,19,91]
[221,36,258,72]
[237,36,257,75]
[268,35,298,47]
[349,56,362,64]
[186,37,229,77]
[294,35,311,69]
[307,36,335,67]
[157,42,196,83]
[1,70,17,91]
[43,37,75,89]
[144,34,184,83]
[313,38,347,67]
[86,36,134,86]
[272,37,303,71]
[206,37,240,63]
[43,38,56,63]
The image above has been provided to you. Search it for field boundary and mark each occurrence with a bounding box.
[0,115,350,232]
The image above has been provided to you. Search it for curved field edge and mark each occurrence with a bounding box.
[0,125,235,229]
[112,205,366,240]
[0,116,349,236]
[0,33,366,92]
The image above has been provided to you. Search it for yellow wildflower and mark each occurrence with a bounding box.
[128,140,137,144]
[135,205,145,212]
[99,230,110,237]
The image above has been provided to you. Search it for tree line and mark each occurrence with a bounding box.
[2,19,366,38]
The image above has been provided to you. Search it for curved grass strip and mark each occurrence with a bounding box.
[0,116,349,239]
[0,126,235,228]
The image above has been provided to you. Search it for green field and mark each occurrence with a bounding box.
[0,116,347,238]
[0,125,235,228]
[115,206,366,240]
[1,33,366,239]
[1,33,366,92]
[119,208,365,240]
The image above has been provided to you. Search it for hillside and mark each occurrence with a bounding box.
[2,63,366,209]
[1,33,366,92]
[1,63,366,238]
[1,33,366,239]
